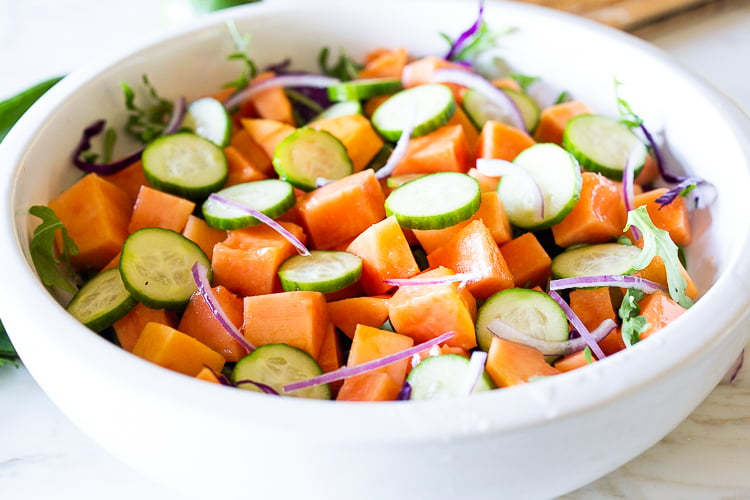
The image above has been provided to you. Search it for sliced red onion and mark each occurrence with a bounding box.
[655,176,702,207]
[283,331,455,392]
[460,350,488,395]
[191,262,255,353]
[383,272,480,287]
[163,96,187,135]
[549,275,666,294]
[375,120,415,180]
[444,0,485,61]
[548,290,607,360]
[72,97,186,175]
[208,194,310,256]
[224,74,340,110]
[234,379,281,395]
[639,123,678,183]
[487,317,616,357]
[431,69,526,132]
[200,365,233,386]
[476,158,544,218]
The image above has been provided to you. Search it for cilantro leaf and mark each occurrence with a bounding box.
[624,206,693,308]
[121,75,173,144]
[29,205,80,294]
[619,288,649,347]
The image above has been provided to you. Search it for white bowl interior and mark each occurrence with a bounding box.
[3,1,750,498]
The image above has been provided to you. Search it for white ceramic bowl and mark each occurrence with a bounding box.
[3,1,750,499]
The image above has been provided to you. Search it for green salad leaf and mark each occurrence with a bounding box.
[223,20,259,90]
[29,205,79,294]
[121,75,174,144]
[624,206,693,309]
[619,288,649,347]
[0,320,19,368]
[318,47,362,81]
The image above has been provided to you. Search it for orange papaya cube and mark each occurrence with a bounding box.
[476,120,536,161]
[427,219,515,299]
[336,371,403,402]
[486,337,562,387]
[391,124,471,176]
[178,286,248,362]
[309,113,384,172]
[47,173,132,271]
[633,187,692,246]
[358,47,409,79]
[327,296,391,339]
[346,216,420,296]
[230,128,273,175]
[128,184,195,234]
[112,303,178,353]
[388,267,477,351]
[242,291,330,359]
[413,192,513,254]
[241,118,296,161]
[132,322,225,376]
[337,324,414,401]
[499,232,552,288]
[551,172,627,248]
[211,221,307,297]
[637,290,688,340]
[180,214,227,261]
[102,159,148,205]
[297,169,386,250]
[533,100,592,145]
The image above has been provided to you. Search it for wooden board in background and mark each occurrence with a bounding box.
[513,0,718,30]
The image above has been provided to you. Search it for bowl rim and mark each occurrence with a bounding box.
[3,0,750,444]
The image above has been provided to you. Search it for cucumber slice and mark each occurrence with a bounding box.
[311,100,363,122]
[272,127,353,191]
[202,179,295,230]
[551,242,642,279]
[503,88,541,133]
[475,288,569,352]
[562,114,648,180]
[231,343,331,399]
[142,132,228,200]
[182,97,232,147]
[461,87,532,131]
[119,227,211,310]
[384,172,481,230]
[497,143,582,229]
[66,268,136,333]
[278,250,362,293]
[327,78,402,102]
[367,143,394,172]
[371,83,456,141]
[407,354,495,400]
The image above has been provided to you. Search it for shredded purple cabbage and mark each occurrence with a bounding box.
[396,381,412,401]
[72,97,186,175]
[445,0,485,61]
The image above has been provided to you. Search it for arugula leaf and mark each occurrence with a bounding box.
[317,47,362,81]
[508,72,539,92]
[619,288,649,347]
[442,20,515,64]
[624,206,693,309]
[583,346,594,364]
[613,77,644,128]
[28,205,79,294]
[223,20,258,90]
[121,75,173,144]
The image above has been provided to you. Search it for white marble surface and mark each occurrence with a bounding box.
[2,1,750,498]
